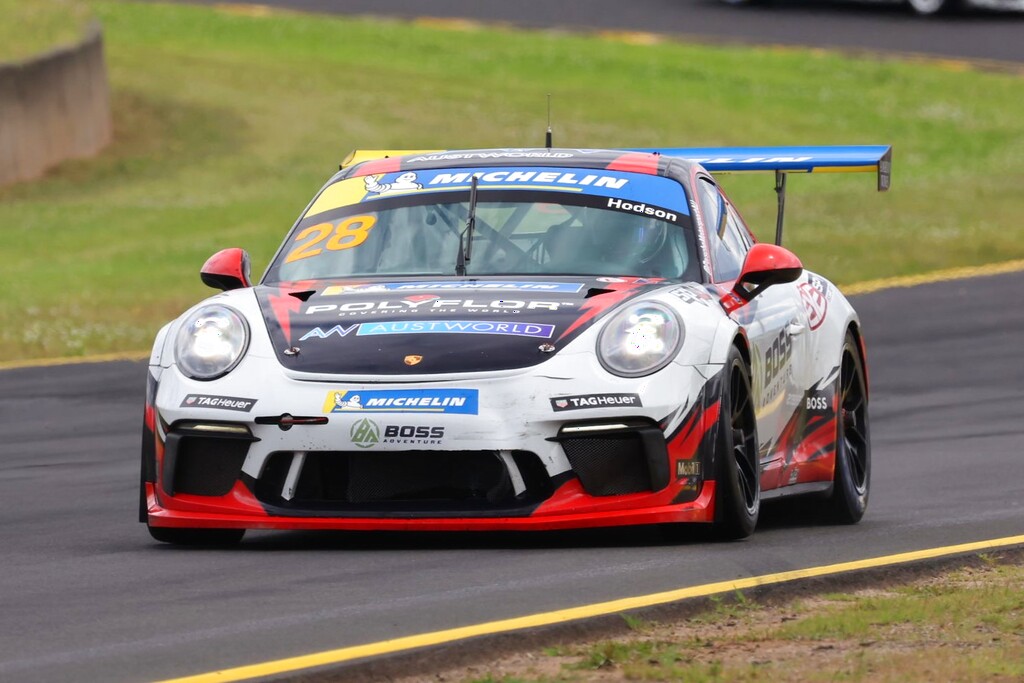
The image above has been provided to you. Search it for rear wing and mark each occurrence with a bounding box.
[625,146,892,245]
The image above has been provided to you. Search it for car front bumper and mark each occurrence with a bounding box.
[143,350,725,531]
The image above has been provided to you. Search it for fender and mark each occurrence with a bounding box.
[707,314,745,365]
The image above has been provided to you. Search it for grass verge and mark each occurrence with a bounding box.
[0,0,93,62]
[398,555,1024,682]
[1,1,1022,360]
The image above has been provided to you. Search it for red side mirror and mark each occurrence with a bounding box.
[732,243,803,303]
[200,248,252,291]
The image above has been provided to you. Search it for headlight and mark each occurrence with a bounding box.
[597,301,682,377]
[174,305,249,380]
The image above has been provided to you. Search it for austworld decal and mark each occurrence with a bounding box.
[323,389,479,415]
[300,321,556,341]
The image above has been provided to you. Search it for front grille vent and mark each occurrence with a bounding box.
[561,432,653,496]
[254,450,552,514]
[173,436,249,496]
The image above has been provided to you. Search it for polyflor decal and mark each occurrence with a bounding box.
[321,281,585,295]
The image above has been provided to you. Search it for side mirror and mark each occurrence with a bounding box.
[732,243,803,303]
[200,248,252,291]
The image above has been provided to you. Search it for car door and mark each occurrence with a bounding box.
[696,178,808,491]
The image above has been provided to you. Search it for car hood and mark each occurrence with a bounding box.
[255,277,669,375]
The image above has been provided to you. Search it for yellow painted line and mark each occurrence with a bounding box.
[156,534,1024,683]
[0,350,148,371]
[412,17,487,32]
[213,3,280,18]
[596,30,664,46]
[843,258,1024,296]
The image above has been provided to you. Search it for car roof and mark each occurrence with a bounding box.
[335,148,699,187]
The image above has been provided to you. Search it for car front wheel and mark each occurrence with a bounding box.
[712,346,761,540]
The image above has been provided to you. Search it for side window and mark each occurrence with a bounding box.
[697,178,743,282]
[723,202,752,261]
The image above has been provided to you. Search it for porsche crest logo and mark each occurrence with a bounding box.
[404,355,423,366]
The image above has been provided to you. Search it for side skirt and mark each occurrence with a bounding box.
[760,481,832,501]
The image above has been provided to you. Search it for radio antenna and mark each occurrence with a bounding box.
[545,94,553,149]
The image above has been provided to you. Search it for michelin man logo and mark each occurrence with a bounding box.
[334,392,363,410]
[364,172,422,195]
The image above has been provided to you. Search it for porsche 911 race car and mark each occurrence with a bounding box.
[140,145,889,545]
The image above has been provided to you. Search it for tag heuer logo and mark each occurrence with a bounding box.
[404,355,423,366]
[350,418,380,448]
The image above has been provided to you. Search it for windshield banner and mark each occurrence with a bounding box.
[306,166,689,218]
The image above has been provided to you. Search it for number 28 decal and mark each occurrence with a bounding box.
[284,215,378,264]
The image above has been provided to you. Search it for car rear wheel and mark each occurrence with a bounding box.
[147,525,245,546]
[826,332,871,523]
[907,0,961,14]
[712,346,760,540]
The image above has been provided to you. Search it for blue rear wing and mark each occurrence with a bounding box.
[625,145,892,245]
[625,146,892,191]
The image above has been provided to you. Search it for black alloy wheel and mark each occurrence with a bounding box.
[713,346,760,540]
[827,332,871,523]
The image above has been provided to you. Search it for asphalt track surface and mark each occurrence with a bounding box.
[186,0,1024,63]
[1,270,1023,682]
[3,5,1023,682]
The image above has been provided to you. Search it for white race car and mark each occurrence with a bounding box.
[718,0,1023,16]
[140,145,889,545]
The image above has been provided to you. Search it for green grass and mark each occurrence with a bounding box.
[0,0,93,62]
[1,1,1023,361]
[456,560,1024,682]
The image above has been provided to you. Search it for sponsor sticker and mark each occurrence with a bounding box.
[408,151,576,162]
[321,281,585,296]
[363,172,423,196]
[798,281,828,330]
[304,166,690,218]
[304,298,572,317]
[424,169,629,191]
[298,321,555,341]
[676,460,702,478]
[669,284,714,307]
[357,321,555,339]
[180,394,257,412]
[324,389,479,415]
[605,197,680,223]
[349,418,445,448]
[350,418,380,448]
[549,393,643,412]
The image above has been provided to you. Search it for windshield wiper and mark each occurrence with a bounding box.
[455,175,479,276]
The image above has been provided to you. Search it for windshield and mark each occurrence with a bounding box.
[265,169,699,283]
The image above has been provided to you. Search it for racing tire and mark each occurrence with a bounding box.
[826,332,871,524]
[712,346,761,540]
[147,525,245,546]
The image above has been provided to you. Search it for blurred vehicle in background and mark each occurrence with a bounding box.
[718,0,1024,16]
